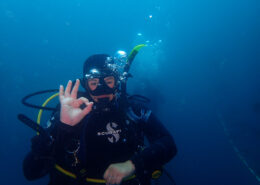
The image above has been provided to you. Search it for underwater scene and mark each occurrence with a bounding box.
[0,0,259,185]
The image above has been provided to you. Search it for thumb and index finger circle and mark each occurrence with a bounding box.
[75,97,93,116]
[81,101,93,116]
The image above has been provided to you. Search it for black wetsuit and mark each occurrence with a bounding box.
[23,95,177,185]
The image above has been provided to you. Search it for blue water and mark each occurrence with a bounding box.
[0,0,259,185]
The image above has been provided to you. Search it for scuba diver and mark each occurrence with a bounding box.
[22,50,177,185]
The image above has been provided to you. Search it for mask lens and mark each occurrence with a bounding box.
[87,78,99,91]
[104,76,115,89]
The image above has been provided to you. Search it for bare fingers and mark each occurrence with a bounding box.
[104,167,123,185]
[59,85,64,102]
[61,79,80,99]
[71,79,80,99]
[105,175,122,185]
[65,80,73,97]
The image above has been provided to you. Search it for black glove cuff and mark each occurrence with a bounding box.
[130,154,148,179]
[31,135,53,156]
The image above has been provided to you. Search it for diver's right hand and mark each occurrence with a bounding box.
[59,79,93,126]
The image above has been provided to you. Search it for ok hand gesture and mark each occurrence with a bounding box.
[59,79,93,126]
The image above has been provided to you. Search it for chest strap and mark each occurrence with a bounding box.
[55,164,136,183]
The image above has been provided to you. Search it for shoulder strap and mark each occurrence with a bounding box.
[126,106,152,124]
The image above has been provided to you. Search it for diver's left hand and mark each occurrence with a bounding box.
[103,160,135,185]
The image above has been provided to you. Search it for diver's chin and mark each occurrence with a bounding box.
[90,94,114,102]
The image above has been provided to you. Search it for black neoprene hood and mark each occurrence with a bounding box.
[82,54,118,96]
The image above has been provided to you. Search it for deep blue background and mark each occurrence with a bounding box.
[0,0,259,185]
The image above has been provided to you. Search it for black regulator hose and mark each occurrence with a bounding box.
[21,89,59,111]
